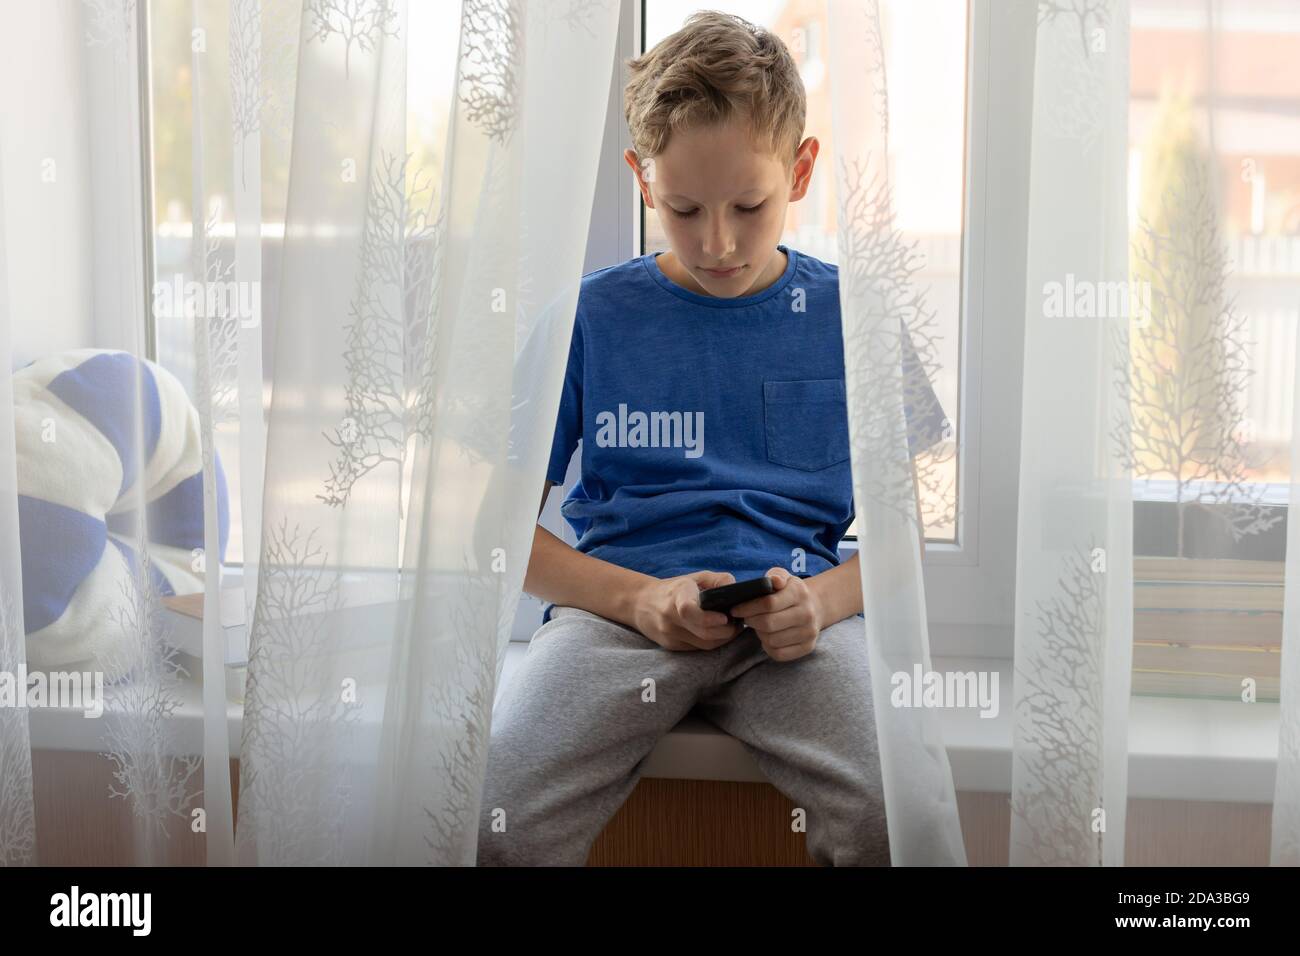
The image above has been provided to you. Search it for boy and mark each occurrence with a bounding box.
[477,11,943,866]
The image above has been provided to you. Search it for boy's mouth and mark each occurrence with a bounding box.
[701,264,744,278]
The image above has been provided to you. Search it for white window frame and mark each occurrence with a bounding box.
[918,0,1035,660]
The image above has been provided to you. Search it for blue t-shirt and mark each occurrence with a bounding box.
[540,244,945,625]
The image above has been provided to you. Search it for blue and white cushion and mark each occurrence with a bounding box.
[13,349,228,677]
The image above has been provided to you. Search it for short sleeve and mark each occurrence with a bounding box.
[545,314,584,485]
[900,324,948,458]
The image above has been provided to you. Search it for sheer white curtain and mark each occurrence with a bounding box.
[1010,0,1134,867]
[827,0,968,866]
[1013,0,1300,868]
[0,0,618,867]
[234,0,620,866]
[2,0,208,866]
[0,148,36,866]
[827,0,1300,867]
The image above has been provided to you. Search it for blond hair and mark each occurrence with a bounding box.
[623,10,806,170]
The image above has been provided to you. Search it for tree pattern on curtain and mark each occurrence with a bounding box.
[1012,540,1107,865]
[308,0,400,79]
[1038,0,1112,148]
[238,518,356,866]
[0,585,36,865]
[321,152,438,511]
[99,533,201,848]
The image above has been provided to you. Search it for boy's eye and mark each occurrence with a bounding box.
[668,203,764,218]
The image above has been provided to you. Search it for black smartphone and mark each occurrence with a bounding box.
[698,576,775,617]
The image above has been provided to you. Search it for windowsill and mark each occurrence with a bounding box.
[26,608,1281,806]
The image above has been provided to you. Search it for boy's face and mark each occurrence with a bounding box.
[625,117,818,298]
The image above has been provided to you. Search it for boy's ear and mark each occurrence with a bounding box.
[624,149,655,207]
[787,136,819,201]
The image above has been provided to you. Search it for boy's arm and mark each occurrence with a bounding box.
[808,458,927,625]
[524,480,655,628]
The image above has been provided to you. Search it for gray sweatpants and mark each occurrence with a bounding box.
[476,605,891,866]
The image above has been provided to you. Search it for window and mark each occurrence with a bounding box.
[1126,0,1300,701]
[1128,0,1300,533]
[145,1,461,566]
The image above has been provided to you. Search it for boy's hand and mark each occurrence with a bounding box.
[631,571,745,652]
[728,567,824,663]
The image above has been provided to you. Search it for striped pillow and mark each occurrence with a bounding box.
[13,349,228,679]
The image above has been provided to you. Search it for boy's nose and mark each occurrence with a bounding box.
[702,232,736,262]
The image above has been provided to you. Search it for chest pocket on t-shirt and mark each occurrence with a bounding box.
[763,379,852,471]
